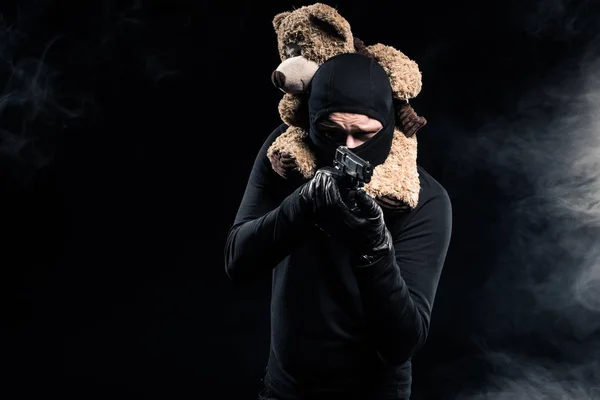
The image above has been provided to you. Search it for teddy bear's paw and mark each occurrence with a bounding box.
[269,151,302,180]
[278,93,309,129]
[267,127,316,179]
[395,101,427,137]
[365,43,422,101]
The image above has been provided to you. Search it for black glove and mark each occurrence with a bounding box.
[279,167,343,230]
[298,167,343,214]
[332,188,394,263]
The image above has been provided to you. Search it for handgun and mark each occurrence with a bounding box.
[333,146,373,210]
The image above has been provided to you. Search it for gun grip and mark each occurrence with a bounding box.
[346,189,360,212]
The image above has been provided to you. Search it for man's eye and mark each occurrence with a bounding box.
[355,130,376,138]
[322,129,345,141]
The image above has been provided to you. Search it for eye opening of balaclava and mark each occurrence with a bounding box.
[307,52,396,168]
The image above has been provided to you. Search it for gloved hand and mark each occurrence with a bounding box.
[332,188,394,263]
[298,166,345,214]
[279,166,344,229]
[282,167,393,262]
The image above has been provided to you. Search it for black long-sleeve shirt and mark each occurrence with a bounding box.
[225,124,452,400]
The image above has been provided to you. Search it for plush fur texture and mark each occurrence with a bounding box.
[366,43,422,101]
[273,4,355,66]
[267,126,316,177]
[268,3,424,209]
[278,93,309,130]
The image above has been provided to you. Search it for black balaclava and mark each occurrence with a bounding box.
[307,52,395,168]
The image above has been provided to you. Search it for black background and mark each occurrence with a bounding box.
[2,0,600,399]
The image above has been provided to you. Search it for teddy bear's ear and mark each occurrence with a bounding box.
[273,11,291,31]
[307,3,352,42]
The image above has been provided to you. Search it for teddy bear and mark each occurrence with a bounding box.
[267,3,427,210]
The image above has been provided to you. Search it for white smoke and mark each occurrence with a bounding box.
[443,36,600,400]
[0,13,93,187]
[459,352,600,399]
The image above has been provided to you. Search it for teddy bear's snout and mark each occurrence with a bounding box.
[272,56,319,94]
[271,70,286,90]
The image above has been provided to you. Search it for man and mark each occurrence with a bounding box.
[224,53,452,400]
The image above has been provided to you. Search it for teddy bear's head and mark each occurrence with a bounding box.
[271,3,355,95]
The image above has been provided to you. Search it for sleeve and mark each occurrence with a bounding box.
[352,189,453,365]
[224,124,310,282]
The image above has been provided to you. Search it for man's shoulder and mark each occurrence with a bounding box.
[416,165,451,211]
[265,123,289,144]
[255,123,289,157]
